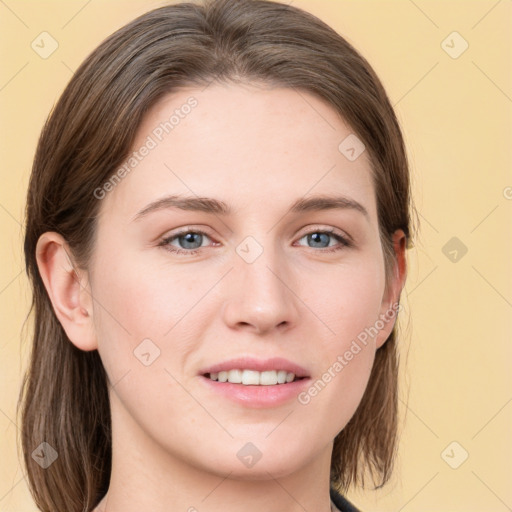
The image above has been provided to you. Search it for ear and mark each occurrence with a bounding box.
[375,229,407,349]
[35,232,97,351]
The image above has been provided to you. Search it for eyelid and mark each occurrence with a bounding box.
[158,226,217,247]
[163,226,214,238]
[159,224,215,238]
[296,224,353,244]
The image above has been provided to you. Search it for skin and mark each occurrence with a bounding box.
[36,82,406,512]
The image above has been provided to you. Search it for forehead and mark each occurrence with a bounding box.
[100,83,377,223]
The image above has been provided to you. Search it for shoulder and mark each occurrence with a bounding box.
[330,486,362,512]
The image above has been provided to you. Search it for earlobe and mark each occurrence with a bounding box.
[35,232,97,351]
[375,229,408,349]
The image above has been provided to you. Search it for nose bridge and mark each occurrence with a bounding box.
[238,237,285,298]
[222,232,299,333]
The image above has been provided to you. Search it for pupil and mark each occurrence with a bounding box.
[182,233,201,249]
[310,232,328,248]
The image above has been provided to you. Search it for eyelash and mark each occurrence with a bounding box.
[158,227,353,256]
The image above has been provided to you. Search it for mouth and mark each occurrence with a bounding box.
[204,369,306,385]
[199,356,310,386]
[198,357,310,408]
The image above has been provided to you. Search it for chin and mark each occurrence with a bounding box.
[192,440,312,481]
[208,459,304,481]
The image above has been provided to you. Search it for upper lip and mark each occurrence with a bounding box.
[199,357,309,378]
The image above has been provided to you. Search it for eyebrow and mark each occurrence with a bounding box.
[132,193,369,222]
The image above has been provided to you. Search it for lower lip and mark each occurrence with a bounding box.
[199,376,311,408]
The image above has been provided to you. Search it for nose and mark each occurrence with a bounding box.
[221,243,301,335]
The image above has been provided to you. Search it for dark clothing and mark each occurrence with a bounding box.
[330,487,361,512]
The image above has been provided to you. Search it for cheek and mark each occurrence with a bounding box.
[91,248,198,338]
[296,256,385,424]
[307,254,386,348]
[89,245,214,388]
[88,254,167,380]
[89,258,192,422]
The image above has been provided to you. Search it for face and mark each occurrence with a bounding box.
[85,83,402,479]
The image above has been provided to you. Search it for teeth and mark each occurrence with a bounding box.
[260,371,278,385]
[242,370,260,385]
[228,369,243,383]
[207,369,297,385]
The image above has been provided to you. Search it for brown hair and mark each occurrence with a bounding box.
[20,0,414,510]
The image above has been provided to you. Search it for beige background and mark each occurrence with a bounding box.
[1,0,511,511]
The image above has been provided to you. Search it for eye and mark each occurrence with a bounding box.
[158,227,353,257]
[295,229,352,253]
[158,229,216,256]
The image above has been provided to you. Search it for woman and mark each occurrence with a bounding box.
[20,0,413,510]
